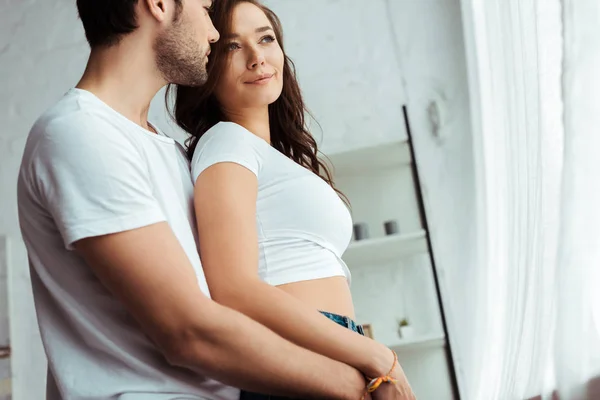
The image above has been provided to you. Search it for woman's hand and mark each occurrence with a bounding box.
[370,363,416,400]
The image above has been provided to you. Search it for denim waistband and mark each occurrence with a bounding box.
[319,311,364,336]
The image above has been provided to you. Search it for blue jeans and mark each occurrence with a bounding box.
[239,311,364,400]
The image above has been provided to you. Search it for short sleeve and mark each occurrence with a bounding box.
[191,122,268,183]
[29,113,166,249]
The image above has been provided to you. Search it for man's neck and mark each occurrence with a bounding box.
[76,42,165,132]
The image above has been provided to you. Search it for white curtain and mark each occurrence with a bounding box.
[459,0,600,399]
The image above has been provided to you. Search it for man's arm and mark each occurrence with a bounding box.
[75,222,367,399]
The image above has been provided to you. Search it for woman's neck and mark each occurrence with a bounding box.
[223,106,271,144]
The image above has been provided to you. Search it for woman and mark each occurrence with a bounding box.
[171,1,415,399]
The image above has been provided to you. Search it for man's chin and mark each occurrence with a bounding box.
[171,72,208,87]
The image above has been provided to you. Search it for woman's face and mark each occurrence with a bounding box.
[214,2,285,112]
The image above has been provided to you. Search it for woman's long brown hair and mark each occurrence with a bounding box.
[167,0,347,204]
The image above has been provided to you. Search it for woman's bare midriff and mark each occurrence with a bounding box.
[276,276,356,319]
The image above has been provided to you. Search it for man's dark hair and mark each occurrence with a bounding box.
[76,0,182,48]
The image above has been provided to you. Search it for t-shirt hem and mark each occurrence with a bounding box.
[192,157,259,183]
[63,208,166,250]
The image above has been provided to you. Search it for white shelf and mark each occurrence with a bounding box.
[343,230,428,266]
[322,140,412,177]
[388,334,446,353]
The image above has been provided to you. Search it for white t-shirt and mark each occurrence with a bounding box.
[191,122,352,286]
[17,89,239,400]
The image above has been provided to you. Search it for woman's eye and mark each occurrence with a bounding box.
[226,42,241,51]
[261,35,276,44]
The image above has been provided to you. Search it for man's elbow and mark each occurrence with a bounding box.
[154,314,223,370]
[158,327,203,368]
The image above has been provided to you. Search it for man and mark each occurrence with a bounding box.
[18,1,413,399]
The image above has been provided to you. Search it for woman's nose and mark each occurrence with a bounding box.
[248,51,266,69]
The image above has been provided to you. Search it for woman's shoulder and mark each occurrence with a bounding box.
[192,122,270,163]
[198,121,267,148]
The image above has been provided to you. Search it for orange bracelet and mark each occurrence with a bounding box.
[360,350,399,399]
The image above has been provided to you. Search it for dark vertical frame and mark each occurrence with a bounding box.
[402,105,461,400]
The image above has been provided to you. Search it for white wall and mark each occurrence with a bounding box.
[0,1,473,399]
[387,1,476,397]
[1,2,88,398]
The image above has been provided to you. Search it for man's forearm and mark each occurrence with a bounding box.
[167,301,366,399]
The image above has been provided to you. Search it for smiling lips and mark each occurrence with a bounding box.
[246,73,275,85]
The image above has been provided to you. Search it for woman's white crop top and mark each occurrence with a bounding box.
[191,122,352,286]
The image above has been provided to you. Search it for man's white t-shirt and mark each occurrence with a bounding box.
[17,88,239,400]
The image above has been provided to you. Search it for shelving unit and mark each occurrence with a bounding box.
[322,127,457,399]
[324,140,412,177]
[390,334,446,353]
[343,230,428,266]
[323,139,447,348]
